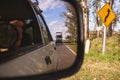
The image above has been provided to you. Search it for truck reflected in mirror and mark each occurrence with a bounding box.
[56,32,62,43]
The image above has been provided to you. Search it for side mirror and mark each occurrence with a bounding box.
[0,22,18,52]
[0,0,84,80]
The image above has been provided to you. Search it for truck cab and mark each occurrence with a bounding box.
[56,32,63,43]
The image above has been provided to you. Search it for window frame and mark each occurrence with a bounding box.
[37,14,52,44]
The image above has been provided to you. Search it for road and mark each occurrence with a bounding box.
[0,43,76,77]
[56,43,76,70]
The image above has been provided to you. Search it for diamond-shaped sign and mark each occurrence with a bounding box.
[98,3,116,27]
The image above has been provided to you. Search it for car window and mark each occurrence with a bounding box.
[0,0,52,49]
[37,15,51,43]
[21,19,34,47]
[0,0,43,53]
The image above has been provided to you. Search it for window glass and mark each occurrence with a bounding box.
[0,19,35,53]
[21,19,34,47]
[38,15,50,43]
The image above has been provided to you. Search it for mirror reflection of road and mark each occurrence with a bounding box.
[56,43,76,70]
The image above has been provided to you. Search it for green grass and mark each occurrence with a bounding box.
[61,53,120,80]
[87,51,120,62]
[62,36,120,80]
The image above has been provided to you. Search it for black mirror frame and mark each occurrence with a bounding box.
[0,0,84,80]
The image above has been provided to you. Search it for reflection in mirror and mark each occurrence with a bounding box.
[0,23,18,52]
[0,0,77,78]
[40,0,77,70]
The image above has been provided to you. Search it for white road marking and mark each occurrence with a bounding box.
[65,45,77,55]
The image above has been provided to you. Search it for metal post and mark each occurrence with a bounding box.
[102,26,107,54]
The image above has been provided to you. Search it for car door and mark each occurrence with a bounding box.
[35,11,58,72]
[0,0,57,77]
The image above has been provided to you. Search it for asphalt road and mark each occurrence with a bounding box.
[0,43,76,78]
[56,43,76,70]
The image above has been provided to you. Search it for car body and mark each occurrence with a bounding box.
[0,0,58,77]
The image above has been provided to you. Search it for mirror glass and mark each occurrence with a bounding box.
[0,0,78,78]
[39,0,77,70]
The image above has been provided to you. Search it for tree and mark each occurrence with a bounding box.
[93,0,101,27]
[80,0,89,40]
[92,0,103,38]
[63,4,77,42]
[107,0,115,37]
[65,35,72,42]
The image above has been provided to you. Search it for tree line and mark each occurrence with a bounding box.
[64,0,120,42]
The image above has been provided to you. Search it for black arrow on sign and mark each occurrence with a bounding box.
[104,9,110,22]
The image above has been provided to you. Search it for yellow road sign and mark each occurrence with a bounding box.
[98,3,116,27]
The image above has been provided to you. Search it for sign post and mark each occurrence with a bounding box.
[102,26,106,54]
[98,3,116,54]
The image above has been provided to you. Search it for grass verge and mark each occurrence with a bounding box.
[62,36,120,80]
[61,52,120,80]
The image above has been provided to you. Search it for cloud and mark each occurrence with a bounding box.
[50,1,62,9]
[49,20,65,32]
[49,20,58,27]
[43,14,54,19]
[38,0,53,11]
[38,0,62,11]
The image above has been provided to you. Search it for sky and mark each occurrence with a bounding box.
[38,0,70,40]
